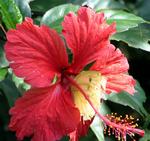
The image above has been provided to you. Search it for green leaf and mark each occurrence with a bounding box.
[91,120,104,141]
[104,81,148,117]
[41,4,79,33]
[138,0,150,20]
[0,43,8,68]
[111,25,150,52]
[30,0,67,12]
[0,67,7,81]
[12,73,30,93]
[101,9,145,32]
[90,103,111,141]
[74,0,126,10]
[0,0,22,29]
[14,0,32,17]
[0,74,21,107]
[41,6,145,34]
[139,129,150,141]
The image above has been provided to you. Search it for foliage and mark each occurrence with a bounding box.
[0,0,150,141]
[0,0,22,29]
[41,4,79,32]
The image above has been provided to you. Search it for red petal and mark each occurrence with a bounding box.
[91,45,136,94]
[69,117,93,141]
[62,7,116,74]
[5,18,68,87]
[9,85,80,141]
[106,73,136,94]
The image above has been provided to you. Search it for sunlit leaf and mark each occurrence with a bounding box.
[111,25,150,52]
[90,103,111,141]
[41,5,145,34]
[104,81,148,117]
[14,0,32,17]
[0,67,7,81]
[102,9,145,32]
[41,4,79,33]
[12,73,31,93]
[0,0,22,29]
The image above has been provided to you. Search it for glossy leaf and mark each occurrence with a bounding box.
[111,25,150,52]
[0,0,22,29]
[104,81,148,117]
[0,67,7,81]
[41,5,145,34]
[30,0,67,12]
[14,0,32,17]
[74,0,126,10]
[12,73,31,93]
[140,129,150,141]
[102,9,145,32]
[41,4,79,33]
[0,43,8,68]
[90,103,111,141]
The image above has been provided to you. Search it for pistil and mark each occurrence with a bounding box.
[65,75,145,141]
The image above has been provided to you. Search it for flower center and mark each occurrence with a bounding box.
[71,71,106,120]
[65,72,144,140]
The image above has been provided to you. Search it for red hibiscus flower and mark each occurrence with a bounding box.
[5,7,144,141]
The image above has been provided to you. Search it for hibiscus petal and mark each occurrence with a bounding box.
[71,71,104,120]
[91,45,136,94]
[62,7,116,74]
[9,85,80,141]
[106,73,136,94]
[5,18,68,87]
[69,117,93,141]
